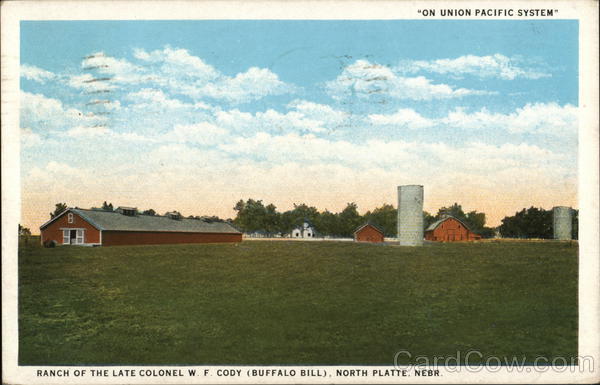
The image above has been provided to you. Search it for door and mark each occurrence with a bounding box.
[63,229,84,245]
[447,229,455,242]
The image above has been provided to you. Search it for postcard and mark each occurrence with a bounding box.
[2,0,599,383]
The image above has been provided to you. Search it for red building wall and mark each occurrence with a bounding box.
[425,218,481,242]
[101,231,242,246]
[40,211,101,245]
[354,225,385,243]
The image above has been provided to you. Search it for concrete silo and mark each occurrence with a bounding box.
[553,206,573,240]
[397,185,424,246]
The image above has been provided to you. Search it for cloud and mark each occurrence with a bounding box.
[21,132,575,230]
[66,125,112,138]
[134,46,295,103]
[441,103,577,136]
[81,51,147,84]
[45,161,81,176]
[21,128,42,148]
[65,125,156,143]
[197,67,293,103]
[100,88,216,137]
[287,99,349,126]
[397,54,550,80]
[125,88,189,109]
[134,46,219,82]
[162,122,228,145]
[218,131,564,173]
[21,64,56,83]
[25,162,90,192]
[20,91,103,131]
[368,108,434,129]
[211,100,349,135]
[60,47,293,103]
[67,52,151,93]
[215,108,326,134]
[68,73,116,92]
[326,59,489,101]
[368,102,577,137]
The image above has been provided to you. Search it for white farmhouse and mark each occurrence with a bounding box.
[291,221,315,238]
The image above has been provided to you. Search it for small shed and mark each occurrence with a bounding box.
[424,215,481,242]
[353,223,385,243]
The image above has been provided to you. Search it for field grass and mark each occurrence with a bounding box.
[18,240,577,365]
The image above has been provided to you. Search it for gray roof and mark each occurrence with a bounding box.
[43,208,240,234]
[425,215,472,232]
[353,222,384,235]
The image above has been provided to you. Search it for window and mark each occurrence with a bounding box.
[76,229,84,244]
[68,213,74,223]
[62,229,70,244]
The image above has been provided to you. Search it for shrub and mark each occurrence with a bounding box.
[43,240,57,248]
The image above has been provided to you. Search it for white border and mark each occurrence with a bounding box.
[2,1,598,384]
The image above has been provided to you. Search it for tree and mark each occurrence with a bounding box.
[263,204,281,236]
[290,203,320,225]
[279,210,297,236]
[436,203,467,221]
[364,204,397,237]
[338,202,362,237]
[434,203,494,237]
[465,210,486,231]
[202,215,224,223]
[19,224,32,246]
[279,203,320,236]
[233,199,268,233]
[50,203,67,219]
[233,199,248,230]
[19,224,31,236]
[423,211,435,231]
[498,207,552,239]
[313,209,339,237]
[101,201,114,211]
[142,209,156,216]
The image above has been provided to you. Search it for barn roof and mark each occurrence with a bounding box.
[425,215,473,232]
[353,222,384,235]
[41,208,241,234]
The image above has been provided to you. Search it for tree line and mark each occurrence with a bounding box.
[48,202,228,223]
[233,199,496,238]
[499,206,579,239]
[42,201,578,239]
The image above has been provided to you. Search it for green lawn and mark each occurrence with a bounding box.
[18,240,578,365]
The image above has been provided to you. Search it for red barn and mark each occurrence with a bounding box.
[425,216,481,242]
[353,223,385,243]
[40,207,242,247]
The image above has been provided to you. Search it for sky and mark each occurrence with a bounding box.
[20,20,578,232]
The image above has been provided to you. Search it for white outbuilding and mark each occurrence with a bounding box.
[291,221,315,238]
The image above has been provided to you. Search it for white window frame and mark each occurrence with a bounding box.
[68,213,74,224]
[60,228,86,245]
[76,229,84,244]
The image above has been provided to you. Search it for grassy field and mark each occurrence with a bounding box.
[18,240,578,365]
